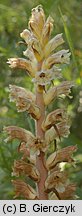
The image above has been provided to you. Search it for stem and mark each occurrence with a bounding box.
[35,65,48,199]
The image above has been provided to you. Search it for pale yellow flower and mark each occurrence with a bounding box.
[41,16,54,46]
[9,85,40,119]
[42,49,71,70]
[43,81,74,105]
[33,66,61,86]
[44,33,64,57]
[20,29,32,44]
[29,5,45,40]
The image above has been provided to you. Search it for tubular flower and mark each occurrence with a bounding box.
[12,180,37,199]
[42,109,66,131]
[20,29,32,44]
[9,85,40,119]
[33,66,61,86]
[23,47,36,61]
[45,120,70,145]
[45,171,68,193]
[59,184,77,200]
[9,85,35,103]
[18,141,36,163]
[7,58,37,77]
[42,50,71,70]
[12,160,40,182]
[46,145,77,170]
[41,16,54,46]
[4,126,35,146]
[50,183,76,200]
[43,81,74,105]
[4,5,77,200]
[44,33,64,57]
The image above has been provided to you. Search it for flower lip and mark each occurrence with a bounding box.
[42,49,71,70]
[32,66,62,86]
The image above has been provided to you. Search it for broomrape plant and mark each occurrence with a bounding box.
[4,5,77,200]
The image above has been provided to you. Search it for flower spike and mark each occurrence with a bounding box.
[5,5,77,200]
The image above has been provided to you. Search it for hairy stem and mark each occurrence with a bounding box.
[35,62,48,199]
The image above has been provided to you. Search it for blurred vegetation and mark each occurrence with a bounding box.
[0,0,82,199]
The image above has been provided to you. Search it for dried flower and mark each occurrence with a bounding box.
[42,109,66,131]
[12,180,37,199]
[59,183,76,200]
[45,170,67,193]
[18,141,36,164]
[46,145,77,170]
[4,5,76,200]
[12,160,40,182]
[50,183,76,200]
[4,126,35,146]
[45,120,70,145]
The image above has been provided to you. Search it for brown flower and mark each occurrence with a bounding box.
[46,145,77,170]
[12,179,37,199]
[42,109,66,131]
[4,126,35,146]
[45,170,67,193]
[45,120,70,145]
[12,160,40,182]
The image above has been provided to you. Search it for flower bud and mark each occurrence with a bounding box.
[20,29,31,44]
[41,16,54,46]
[29,5,45,40]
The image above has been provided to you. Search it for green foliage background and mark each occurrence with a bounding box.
[0,0,82,199]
